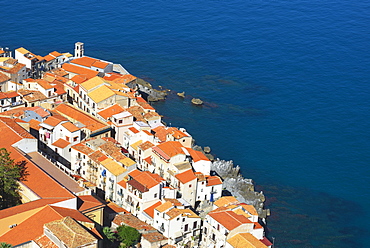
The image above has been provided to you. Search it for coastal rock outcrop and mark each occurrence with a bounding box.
[211,159,269,219]
[191,98,203,105]
[177,91,185,98]
[127,78,168,102]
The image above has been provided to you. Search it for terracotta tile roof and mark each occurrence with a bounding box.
[98,104,125,120]
[167,127,189,139]
[152,141,185,161]
[0,205,92,246]
[43,116,65,127]
[128,170,164,191]
[89,150,106,163]
[0,71,10,82]
[209,210,252,231]
[106,202,129,214]
[62,63,99,78]
[16,47,31,54]
[103,73,137,84]
[127,106,145,122]
[45,216,98,247]
[35,234,59,248]
[50,51,62,57]
[175,169,196,184]
[166,208,199,220]
[0,117,35,139]
[142,231,167,243]
[112,213,156,232]
[162,245,177,248]
[28,118,41,130]
[43,54,55,62]
[143,111,160,120]
[128,127,139,134]
[144,201,162,218]
[92,60,109,69]
[71,57,109,69]
[28,106,50,118]
[88,85,115,103]
[18,89,47,102]
[101,158,127,176]
[227,233,268,248]
[187,148,209,162]
[78,195,105,212]
[144,156,152,164]
[0,63,26,74]
[52,138,70,148]
[194,172,206,182]
[155,201,174,213]
[0,107,27,118]
[71,74,90,84]
[4,91,19,98]
[214,196,239,208]
[206,175,222,186]
[239,203,258,216]
[71,143,94,155]
[142,130,153,136]
[49,68,69,77]
[61,121,80,132]
[163,198,183,207]
[151,126,167,142]
[53,103,108,132]
[138,141,154,151]
[117,179,127,188]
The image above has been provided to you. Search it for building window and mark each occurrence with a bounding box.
[66,136,69,141]
[73,137,78,142]
[184,224,188,232]
[189,184,192,188]
[154,193,157,198]
[193,221,197,229]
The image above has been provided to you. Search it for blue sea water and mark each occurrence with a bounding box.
[2,0,370,246]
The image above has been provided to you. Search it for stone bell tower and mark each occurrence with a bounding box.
[74,42,84,58]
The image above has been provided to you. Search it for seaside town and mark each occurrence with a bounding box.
[0,43,272,248]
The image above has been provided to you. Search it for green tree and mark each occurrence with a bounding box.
[0,242,12,248]
[116,225,141,248]
[103,226,116,242]
[0,148,28,210]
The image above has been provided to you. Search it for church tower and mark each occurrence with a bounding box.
[74,42,84,58]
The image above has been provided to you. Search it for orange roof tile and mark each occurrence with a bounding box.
[50,51,62,57]
[78,195,105,212]
[175,169,197,184]
[155,201,173,213]
[206,175,222,186]
[62,63,99,78]
[52,138,70,149]
[214,196,239,208]
[186,148,209,162]
[138,141,154,151]
[112,214,156,232]
[144,201,162,218]
[53,103,108,132]
[97,104,125,120]
[43,116,65,127]
[152,141,185,161]
[0,205,92,246]
[28,119,41,131]
[227,233,268,248]
[128,127,139,134]
[209,210,252,231]
[61,121,80,132]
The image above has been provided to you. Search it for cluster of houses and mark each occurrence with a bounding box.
[0,43,272,248]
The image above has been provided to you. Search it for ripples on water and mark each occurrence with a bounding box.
[3,0,370,246]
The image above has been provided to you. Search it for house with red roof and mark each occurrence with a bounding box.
[202,196,270,248]
[152,200,201,246]
[117,169,166,217]
[195,172,223,203]
[151,141,187,179]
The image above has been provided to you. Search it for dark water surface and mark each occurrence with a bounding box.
[3,0,370,247]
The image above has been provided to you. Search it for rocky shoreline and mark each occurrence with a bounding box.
[130,78,270,220]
